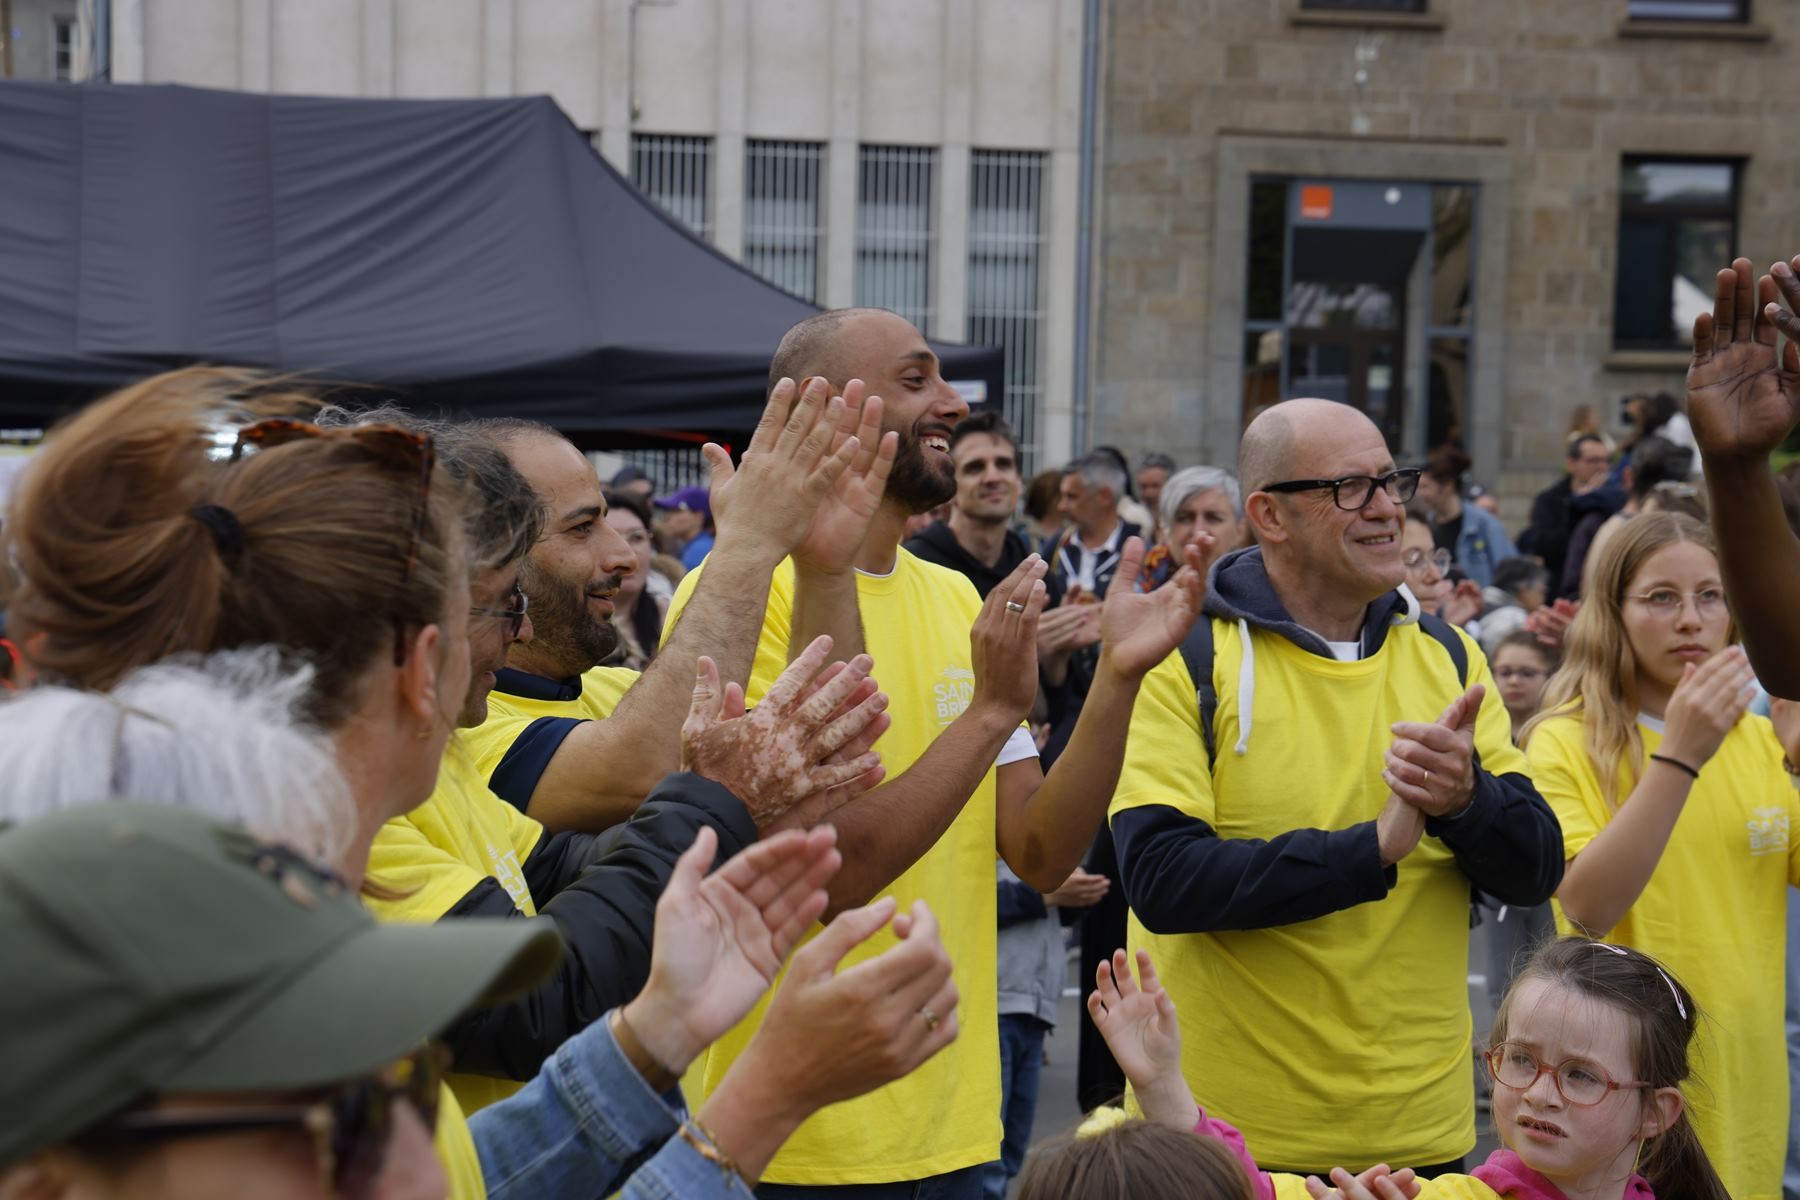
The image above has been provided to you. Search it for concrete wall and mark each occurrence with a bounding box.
[113,0,1087,465]
[1094,0,1799,517]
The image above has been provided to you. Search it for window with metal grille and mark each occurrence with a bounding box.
[856,146,937,331]
[1627,0,1747,18]
[1613,157,1740,350]
[631,135,714,242]
[745,141,825,303]
[967,151,1048,475]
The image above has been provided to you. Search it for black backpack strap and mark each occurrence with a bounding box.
[1176,617,1218,764]
[1416,613,1469,687]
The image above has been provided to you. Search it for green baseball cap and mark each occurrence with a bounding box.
[0,802,564,1166]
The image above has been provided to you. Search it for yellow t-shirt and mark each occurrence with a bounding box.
[1527,710,1800,1200]
[1111,619,1526,1169]
[464,667,639,811]
[436,1086,486,1199]
[664,551,1004,1185]
[366,747,547,1113]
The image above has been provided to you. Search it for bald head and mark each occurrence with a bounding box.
[770,308,872,390]
[1239,399,1385,494]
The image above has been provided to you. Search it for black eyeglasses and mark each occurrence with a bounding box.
[1262,468,1422,512]
[90,1044,445,1199]
[470,584,529,640]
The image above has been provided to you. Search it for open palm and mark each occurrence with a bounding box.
[633,825,841,1065]
[1087,948,1183,1089]
[1100,536,1207,678]
[1687,258,1800,460]
[793,380,899,573]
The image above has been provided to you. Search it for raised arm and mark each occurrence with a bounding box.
[1554,647,1754,936]
[1690,257,1800,697]
[786,379,898,665]
[522,381,861,832]
[995,537,1209,891]
[809,556,1050,918]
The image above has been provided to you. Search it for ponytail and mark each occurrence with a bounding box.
[5,368,464,728]
[1639,1111,1730,1200]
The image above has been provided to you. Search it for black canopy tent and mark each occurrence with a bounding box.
[0,81,1003,441]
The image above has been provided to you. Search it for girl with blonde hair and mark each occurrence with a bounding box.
[1520,511,1800,1200]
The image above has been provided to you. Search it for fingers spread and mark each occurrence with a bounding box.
[763,635,837,711]
[750,378,797,457]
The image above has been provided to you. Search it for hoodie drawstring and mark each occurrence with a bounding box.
[1234,618,1253,756]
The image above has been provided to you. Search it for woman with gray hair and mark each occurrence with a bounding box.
[1137,466,1245,591]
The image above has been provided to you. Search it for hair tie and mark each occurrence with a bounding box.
[191,503,244,563]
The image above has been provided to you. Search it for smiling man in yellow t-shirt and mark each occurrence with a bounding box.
[1110,400,1564,1176]
[668,309,1208,1197]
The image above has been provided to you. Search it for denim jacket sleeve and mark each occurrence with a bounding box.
[467,1010,752,1200]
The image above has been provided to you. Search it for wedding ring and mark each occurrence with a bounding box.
[1005,601,1026,613]
[918,1005,940,1030]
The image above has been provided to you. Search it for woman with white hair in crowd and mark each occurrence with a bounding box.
[1137,465,1245,592]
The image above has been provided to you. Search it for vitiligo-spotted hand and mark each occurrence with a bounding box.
[680,636,887,831]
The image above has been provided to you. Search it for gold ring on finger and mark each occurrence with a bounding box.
[918,1005,940,1030]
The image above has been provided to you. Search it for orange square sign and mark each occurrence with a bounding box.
[1299,184,1334,220]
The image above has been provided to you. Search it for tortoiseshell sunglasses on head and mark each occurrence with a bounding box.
[230,418,437,664]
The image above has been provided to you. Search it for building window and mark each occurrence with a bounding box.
[1613,157,1740,350]
[856,146,937,332]
[1299,0,1427,11]
[744,141,824,303]
[631,134,713,242]
[1626,0,1748,19]
[967,151,1048,474]
[1239,178,1477,456]
[53,17,76,81]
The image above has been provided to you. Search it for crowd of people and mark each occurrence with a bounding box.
[2,255,1800,1200]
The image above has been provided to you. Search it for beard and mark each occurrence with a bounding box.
[518,559,620,677]
[886,425,958,515]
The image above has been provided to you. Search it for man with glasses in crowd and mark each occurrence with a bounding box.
[1106,397,1564,1177]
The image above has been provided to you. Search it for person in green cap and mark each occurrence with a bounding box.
[0,659,964,1200]
[0,801,562,1200]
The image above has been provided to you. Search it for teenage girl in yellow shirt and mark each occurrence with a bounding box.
[1518,512,1800,1200]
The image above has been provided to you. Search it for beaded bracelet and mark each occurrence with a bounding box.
[678,1118,747,1188]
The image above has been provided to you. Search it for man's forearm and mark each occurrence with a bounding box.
[817,702,1019,918]
[526,544,778,832]
[788,564,865,663]
[999,659,1141,891]
[1705,457,1800,697]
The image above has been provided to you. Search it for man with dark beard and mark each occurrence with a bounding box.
[461,382,895,835]
[664,308,1212,1199]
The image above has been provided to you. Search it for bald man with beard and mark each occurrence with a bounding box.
[663,308,1209,1198]
[1107,399,1563,1178]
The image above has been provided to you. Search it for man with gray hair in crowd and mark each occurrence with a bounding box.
[1047,451,1141,603]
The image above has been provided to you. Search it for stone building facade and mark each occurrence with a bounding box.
[1092,0,1794,515]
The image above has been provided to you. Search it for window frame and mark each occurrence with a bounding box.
[52,16,77,81]
[1298,0,1428,11]
[1612,155,1743,352]
[1625,0,1749,22]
